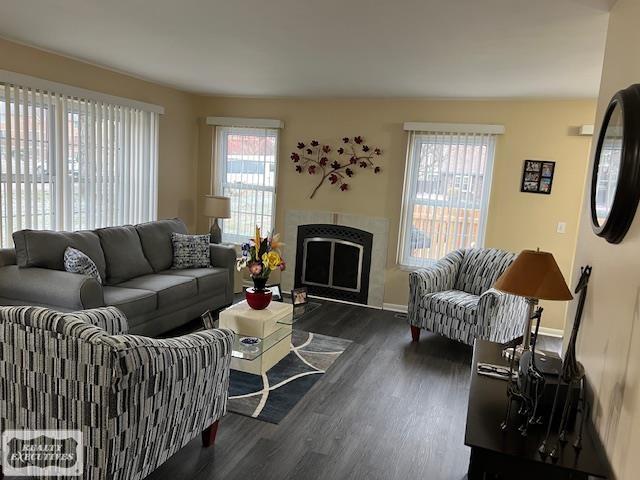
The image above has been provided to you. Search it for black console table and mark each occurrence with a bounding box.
[465,340,610,480]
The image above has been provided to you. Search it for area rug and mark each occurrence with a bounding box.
[227,330,352,424]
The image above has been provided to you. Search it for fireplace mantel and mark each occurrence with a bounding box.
[283,210,389,307]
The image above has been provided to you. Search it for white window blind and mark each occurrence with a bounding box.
[398,126,499,267]
[0,78,159,247]
[214,126,278,244]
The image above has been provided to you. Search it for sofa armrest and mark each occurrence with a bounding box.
[407,250,464,325]
[64,306,129,335]
[477,288,529,343]
[104,328,234,382]
[103,328,234,471]
[0,248,16,267]
[209,243,236,269]
[0,265,104,311]
[210,243,236,305]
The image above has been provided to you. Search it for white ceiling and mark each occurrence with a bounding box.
[0,0,611,98]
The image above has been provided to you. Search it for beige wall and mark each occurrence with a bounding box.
[0,37,598,331]
[565,0,640,477]
[0,38,200,230]
[196,97,595,330]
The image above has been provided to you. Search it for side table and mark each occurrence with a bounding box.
[220,301,293,375]
[465,340,610,480]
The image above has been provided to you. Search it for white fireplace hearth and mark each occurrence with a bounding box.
[282,210,389,307]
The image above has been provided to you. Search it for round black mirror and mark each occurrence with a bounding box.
[591,84,640,243]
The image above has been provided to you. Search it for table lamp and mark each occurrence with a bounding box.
[203,195,231,244]
[494,249,573,351]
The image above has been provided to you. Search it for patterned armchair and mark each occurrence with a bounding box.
[0,306,233,480]
[408,248,528,346]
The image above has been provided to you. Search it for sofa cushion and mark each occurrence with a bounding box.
[103,286,157,319]
[161,267,228,295]
[136,218,188,272]
[13,229,106,280]
[421,289,479,325]
[454,248,515,296]
[96,225,153,285]
[117,274,197,309]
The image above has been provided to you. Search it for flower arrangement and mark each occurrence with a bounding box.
[290,136,382,198]
[236,226,285,289]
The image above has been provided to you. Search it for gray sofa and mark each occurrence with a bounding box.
[0,218,235,336]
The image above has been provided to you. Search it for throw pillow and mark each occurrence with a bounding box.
[171,233,211,269]
[64,246,103,284]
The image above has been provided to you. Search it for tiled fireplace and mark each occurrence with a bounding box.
[283,210,389,307]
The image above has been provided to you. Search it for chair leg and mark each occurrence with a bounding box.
[410,326,421,342]
[202,420,220,448]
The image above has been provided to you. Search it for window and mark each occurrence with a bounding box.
[398,124,501,267]
[0,74,160,247]
[215,126,278,244]
[594,136,621,223]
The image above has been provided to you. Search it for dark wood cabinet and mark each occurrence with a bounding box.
[465,340,610,480]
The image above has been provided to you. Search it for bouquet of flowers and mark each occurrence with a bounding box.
[236,227,285,289]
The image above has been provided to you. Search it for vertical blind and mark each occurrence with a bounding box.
[398,126,499,266]
[0,78,159,247]
[214,126,278,244]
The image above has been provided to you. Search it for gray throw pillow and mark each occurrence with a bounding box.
[171,233,211,269]
[64,246,103,284]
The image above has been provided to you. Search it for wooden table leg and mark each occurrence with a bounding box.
[410,326,421,342]
[202,420,220,448]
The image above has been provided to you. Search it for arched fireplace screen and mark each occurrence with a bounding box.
[294,224,372,304]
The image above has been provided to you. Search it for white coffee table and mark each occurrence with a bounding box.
[219,301,294,375]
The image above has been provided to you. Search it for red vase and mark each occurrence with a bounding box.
[245,288,272,310]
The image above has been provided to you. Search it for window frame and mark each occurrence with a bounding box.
[0,79,160,247]
[214,125,279,245]
[0,88,58,238]
[397,130,497,268]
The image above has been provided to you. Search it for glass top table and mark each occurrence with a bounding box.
[231,324,292,361]
[211,300,322,363]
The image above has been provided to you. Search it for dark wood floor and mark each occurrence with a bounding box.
[148,299,560,480]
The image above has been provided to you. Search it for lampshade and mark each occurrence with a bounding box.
[494,249,573,301]
[203,195,231,218]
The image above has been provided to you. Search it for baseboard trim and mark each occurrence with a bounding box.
[306,294,383,310]
[382,303,408,313]
[538,327,564,338]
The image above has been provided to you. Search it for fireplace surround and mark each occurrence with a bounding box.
[283,210,389,307]
[294,224,373,304]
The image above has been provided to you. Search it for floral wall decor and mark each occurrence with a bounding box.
[290,136,382,199]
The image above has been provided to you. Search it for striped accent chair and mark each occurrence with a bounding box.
[0,305,233,480]
[408,248,528,346]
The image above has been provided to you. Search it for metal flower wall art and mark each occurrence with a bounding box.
[290,136,382,199]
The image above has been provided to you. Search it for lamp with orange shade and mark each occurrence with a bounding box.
[494,249,573,351]
[495,249,574,436]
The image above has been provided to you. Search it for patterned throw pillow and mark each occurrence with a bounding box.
[171,233,211,269]
[64,246,103,284]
